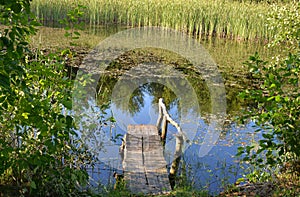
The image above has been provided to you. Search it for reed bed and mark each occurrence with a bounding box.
[31,0,274,40]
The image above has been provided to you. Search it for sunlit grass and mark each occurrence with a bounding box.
[29,26,107,50]
[31,0,276,41]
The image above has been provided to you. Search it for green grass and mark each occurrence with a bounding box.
[31,0,279,41]
[29,26,106,49]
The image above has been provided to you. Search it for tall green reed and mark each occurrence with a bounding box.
[31,0,276,40]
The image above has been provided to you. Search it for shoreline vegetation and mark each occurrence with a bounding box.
[1,0,298,196]
[28,1,299,196]
[31,0,291,41]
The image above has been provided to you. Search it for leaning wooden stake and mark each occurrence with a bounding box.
[160,116,168,145]
[156,98,186,188]
[156,99,163,134]
[156,98,184,145]
[169,134,184,189]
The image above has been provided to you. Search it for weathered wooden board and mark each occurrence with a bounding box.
[122,124,171,195]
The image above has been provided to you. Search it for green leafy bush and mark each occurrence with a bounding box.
[238,2,300,180]
[0,1,93,196]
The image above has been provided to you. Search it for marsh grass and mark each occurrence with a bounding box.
[28,26,113,49]
[31,0,276,41]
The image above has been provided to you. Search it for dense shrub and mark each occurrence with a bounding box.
[238,2,300,179]
[0,1,92,196]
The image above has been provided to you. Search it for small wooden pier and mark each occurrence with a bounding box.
[122,125,171,195]
[120,98,184,195]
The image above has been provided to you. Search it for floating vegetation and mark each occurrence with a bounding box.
[31,0,276,41]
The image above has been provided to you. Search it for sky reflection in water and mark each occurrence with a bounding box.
[78,86,260,195]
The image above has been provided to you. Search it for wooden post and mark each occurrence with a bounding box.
[161,116,168,146]
[156,99,163,136]
[169,134,184,189]
[157,98,168,145]
[156,98,187,188]
[157,98,186,146]
[157,98,169,144]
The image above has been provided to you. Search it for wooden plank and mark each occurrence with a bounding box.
[145,168,171,193]
[122,124,171,195]
[127,124,158,136]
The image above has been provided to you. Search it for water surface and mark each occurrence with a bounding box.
[35,25,271,194]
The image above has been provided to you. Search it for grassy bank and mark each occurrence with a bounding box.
[32,0,276,40]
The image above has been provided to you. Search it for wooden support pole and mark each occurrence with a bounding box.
[158,98,183,134]
[156,100,163,135]
[156,98,188,188]
[161,116,168,145]
[169,134,184,189]
[157,98,186,146]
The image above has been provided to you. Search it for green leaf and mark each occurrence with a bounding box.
[66,115,73,128]
[237,178,245,182]
[269,83,276,88]
[267,96,274,101]
[243,156,249,161]
[22,112,29,119]
[11,2,22,13]
[275,95,281,102]
[64,32,71,37]
[74,31,80,36]
[63,100,72,109]
[284,97,289,102]
[30,181,37,189]
[278,147,284,156]
[236,147,244,156]
[287,123,295,129]
[262,133,273,139]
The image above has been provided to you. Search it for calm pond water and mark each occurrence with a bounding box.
[37,25,273,195]
[76,83,261,195]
